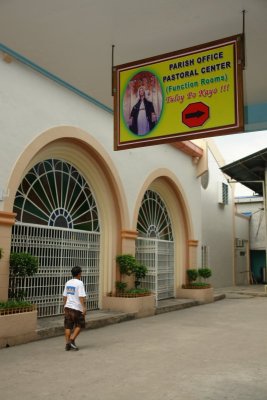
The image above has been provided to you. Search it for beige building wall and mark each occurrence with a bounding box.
[234,213,250,285]
[0,53,203,301]
[201,139,235,288]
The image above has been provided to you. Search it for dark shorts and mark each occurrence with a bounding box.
[64,307,85,330]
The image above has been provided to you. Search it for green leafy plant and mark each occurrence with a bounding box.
[0,299,35,315]
[115,280,127,293]
[116,254,137,276]
[131,263,147,288]
[115,254,149,293]
[10,252,38,277]
[186,269,198,283]
[186,282,210,288]
[198,268,212,281]
[185,267,212,288]
[9,252,38,300]
[0,247,3,259]
[0,299,33,309]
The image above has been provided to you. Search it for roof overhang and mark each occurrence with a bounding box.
[221,148,267,196]
[171,141,203,158]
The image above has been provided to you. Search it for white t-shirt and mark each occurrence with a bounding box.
[63,278,86,312]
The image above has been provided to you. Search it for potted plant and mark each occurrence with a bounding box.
[0,299,36,316]
[198,268,212,287]
[115,280,128,295]
[115,254,136,276]
[183,268,212,289]
[186,269,198,287]
[0,252,39,348]
[9,252,39,300]
[115,254,149,296]
[177,267,214,303]
[102,254,155,317]
[132,262,147,289]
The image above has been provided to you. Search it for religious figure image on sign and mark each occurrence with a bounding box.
[123,71,162,136]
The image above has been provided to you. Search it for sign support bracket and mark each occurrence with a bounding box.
[111,44,116,96]
[241,10,246,70]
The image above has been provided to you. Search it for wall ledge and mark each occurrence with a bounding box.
[171,141,203,158]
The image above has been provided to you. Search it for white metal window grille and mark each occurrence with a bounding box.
[136,190,174,302]
[136,238,174,303]
[11,223,100,317]
[137,190,173,240]
[218,182,229,205]
[13,159,100,232]
[11,159,100,317]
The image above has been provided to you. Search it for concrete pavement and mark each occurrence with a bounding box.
[1,287,267,400]
[36,297,203,340]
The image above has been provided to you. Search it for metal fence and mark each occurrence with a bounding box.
[11,223,100,317]
[136,238,174,303]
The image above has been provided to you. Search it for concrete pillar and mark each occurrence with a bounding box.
[121,230,138,255]
[0,212,16,300]
[188,239,199,269]
[119,230,138,289]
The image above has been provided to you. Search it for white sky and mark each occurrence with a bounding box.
[214,130,267,164]
[214,130,267,196]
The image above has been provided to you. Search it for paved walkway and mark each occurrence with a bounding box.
[36,285,266,338]
[214,284,267,297]
[36,292,224,338]
[1,285,267,399]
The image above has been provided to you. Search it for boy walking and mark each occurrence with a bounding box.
[63,266,86,351]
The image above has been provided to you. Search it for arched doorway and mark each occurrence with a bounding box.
[136,189,174,301]
[11,159,100,317]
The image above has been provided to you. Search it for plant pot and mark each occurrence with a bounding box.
[0,309,38,348]
[0,304,36,315]
[102,294,155,317]
[182,283,211,289]
[176,287,214,304]
[115,292,151,298]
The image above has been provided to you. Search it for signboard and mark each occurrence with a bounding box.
[114,35,244,151]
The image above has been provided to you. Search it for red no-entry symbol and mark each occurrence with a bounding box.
[182,102,209,128]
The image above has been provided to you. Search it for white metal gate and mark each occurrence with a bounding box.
[136,238,174,302]
[11,223,100,317]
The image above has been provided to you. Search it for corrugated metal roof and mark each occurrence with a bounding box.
[221,148,267,195]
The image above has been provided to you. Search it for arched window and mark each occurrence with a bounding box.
[137,189,173,240]
[12,159,100,316]
[14,159,99,231]
[136,190,174,301]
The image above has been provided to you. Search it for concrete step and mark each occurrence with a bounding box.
[37,311,136,340]
[156,294,225,314]
[155,298,199,314]
[37,294,226,339]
